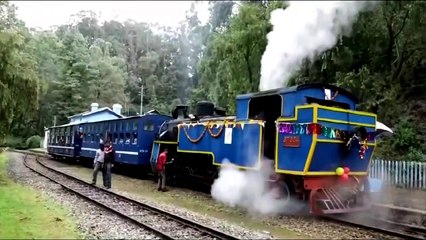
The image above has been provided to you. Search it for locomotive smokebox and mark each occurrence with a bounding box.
[196,101,215,117]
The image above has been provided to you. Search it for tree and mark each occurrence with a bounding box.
[0,1,39,142]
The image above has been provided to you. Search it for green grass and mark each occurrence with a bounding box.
[0,154,81,239]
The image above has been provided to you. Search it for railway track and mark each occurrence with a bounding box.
[22,154,239,240]
[324,209,426,240]
[12,150,426,239]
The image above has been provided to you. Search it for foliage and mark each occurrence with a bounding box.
[0,136,25,149]
[1,1,425,160]
[26,135,42,149]
[0,2,39,143]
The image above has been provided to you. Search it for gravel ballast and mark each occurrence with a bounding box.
[7,152,401,239]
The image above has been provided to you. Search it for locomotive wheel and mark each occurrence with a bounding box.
[270,181,291,204]
[280,182,291,204]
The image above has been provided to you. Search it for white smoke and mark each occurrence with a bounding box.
[211,159,305,216]
[259,1,376,91]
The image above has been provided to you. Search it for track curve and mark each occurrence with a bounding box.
[22,154,239,240]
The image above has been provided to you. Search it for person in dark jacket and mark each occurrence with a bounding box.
[103,141,115,189]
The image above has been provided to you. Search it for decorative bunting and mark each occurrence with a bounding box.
[277,122,376,141]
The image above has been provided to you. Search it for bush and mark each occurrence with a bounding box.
[0,136,26,149]
[26,135,42,149]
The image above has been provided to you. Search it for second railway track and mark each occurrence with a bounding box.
[324,209,426,240]
[23,154,239,240]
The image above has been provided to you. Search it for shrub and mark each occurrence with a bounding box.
[0,136,25,149]
[26,135,42,149]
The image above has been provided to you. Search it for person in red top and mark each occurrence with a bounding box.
[157,148,173,192]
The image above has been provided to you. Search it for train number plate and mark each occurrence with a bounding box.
[283,136,300,148]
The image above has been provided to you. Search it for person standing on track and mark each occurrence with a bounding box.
[157,148,173,192]
[103,141,115,190]
[91,143,105,185]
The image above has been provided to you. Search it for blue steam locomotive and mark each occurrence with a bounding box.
[47,83,392,215]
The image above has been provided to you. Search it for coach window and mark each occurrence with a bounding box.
[50,129,53,143]
[113,133,118,144]
[71,128,75,144]
[65,127,70,144]
[143,121,155,131]
[133,121,138,131]
[132,132,138,145]
[119,133,124,144]
[51,130,55,144]
[125,133,131,144]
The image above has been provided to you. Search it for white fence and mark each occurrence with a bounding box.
[369,159,426,190]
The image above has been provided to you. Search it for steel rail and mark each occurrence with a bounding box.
[323,215,426,240]
[23,154,239,240]
[16,150,426,239]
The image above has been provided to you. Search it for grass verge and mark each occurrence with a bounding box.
[0,154,81,239]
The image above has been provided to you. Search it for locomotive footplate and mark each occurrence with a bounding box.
[309,187,371,215]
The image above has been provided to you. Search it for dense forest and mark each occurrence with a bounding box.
[0,1,425,161]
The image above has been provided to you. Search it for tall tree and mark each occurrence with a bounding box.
[0,1,39,142]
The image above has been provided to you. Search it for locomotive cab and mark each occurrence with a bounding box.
[247,93,282,160]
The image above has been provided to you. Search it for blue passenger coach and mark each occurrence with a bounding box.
[78,113,172,166]
[47,123,83,159]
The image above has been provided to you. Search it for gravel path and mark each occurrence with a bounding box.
[6,152,158,240]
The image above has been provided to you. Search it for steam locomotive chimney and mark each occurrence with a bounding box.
[172,105,189,119]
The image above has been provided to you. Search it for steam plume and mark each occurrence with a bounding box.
[211,159,305,216]
[259,1,375,91]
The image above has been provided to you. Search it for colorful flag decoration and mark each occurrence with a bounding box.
[277,122,375,141]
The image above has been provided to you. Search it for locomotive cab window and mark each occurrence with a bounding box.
[248,94,282,160]
[305,96,350,109]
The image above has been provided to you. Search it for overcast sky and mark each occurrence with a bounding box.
[12,1,210,30]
